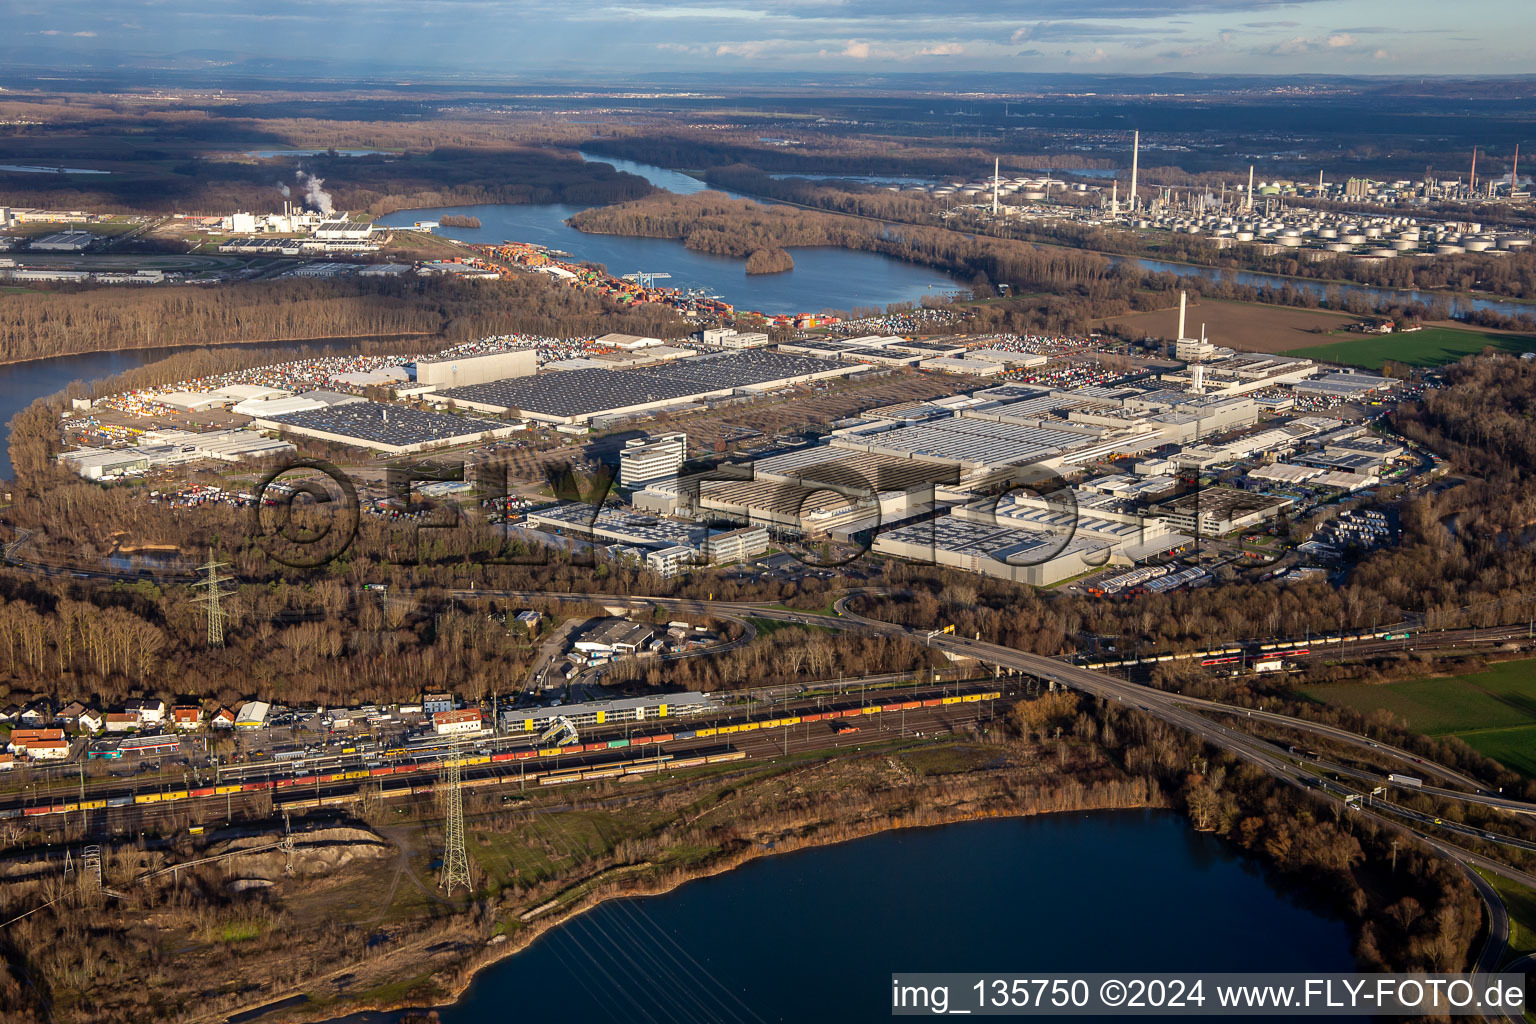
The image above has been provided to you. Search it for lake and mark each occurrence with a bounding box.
[376,153,963,316]
[362,810,1355,1023]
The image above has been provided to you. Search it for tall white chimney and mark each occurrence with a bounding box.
[992,157,999,216]
[1177,289,1187,340]
[1246,165,1255,211]
[1111,180,1119,216]
[1129,130,1139,213]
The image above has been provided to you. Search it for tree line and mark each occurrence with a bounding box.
[0,272,689,366]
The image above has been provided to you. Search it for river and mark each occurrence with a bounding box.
[325,810,1354,1024]
[0,348,183,480]
[0,338,369,481]
[375,153,964,316]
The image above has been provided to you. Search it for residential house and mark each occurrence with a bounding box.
[18,701,51,727]
[124,697,166,726]
[0,704,17,723]
[7,727,64,754]
[212,707,236,729]
[171,706,204,731]
[26,739,69,761]
[423,692,455,716]
[77,709,104,733]
[0,753,13,771]
[56,701,89,724]
[104,712,139,733]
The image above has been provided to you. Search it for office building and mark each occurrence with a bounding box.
[620,432,687,489]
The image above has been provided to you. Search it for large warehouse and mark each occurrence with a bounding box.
[432,350,861,424]
[252,401,519,454]
[413,348,537,390]
[873,513,1119,587]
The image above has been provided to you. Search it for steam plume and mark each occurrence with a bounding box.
[295,170,334,216]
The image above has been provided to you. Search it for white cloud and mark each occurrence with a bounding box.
[1326,32,1355,47]
[918,42,963,55]
[841,40,871,58]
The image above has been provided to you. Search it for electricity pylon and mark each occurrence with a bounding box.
[440,736,471,895]
[191,549,234,648]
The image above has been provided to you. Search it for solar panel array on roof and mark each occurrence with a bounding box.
[437,351,848,420]
[833,417,1096,467]
[262,401,502,448]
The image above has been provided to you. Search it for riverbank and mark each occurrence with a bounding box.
[212,751,1160,1024]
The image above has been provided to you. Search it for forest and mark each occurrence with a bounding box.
[0,92,656,216]
[0,272,690,366]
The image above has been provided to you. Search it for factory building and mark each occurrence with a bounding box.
[620,432,688,489]
[873,514,1118,587]
[1151,488,1294,536]
[412,348,537,390]
[701,525,771,565]
[525,502,705,550]
[645,545,697,578]
[699,328,771,349]
[57,429,296,480]
[253,401,520,455]
[434,351,860,425]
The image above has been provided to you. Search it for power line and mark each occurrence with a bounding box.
[440,736,471,895]
[190,549,234,648]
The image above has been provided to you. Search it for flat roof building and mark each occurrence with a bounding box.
[620,432,687,490]
[254,401,518,454]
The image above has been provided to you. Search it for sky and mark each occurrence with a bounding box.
[6,0,1535,76]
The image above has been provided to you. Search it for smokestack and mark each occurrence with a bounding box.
[1246,165,1255,211]
[1470,147,1478,194]
[992,157,999,216]
[1178,290,1187,340]
[1111,179,1118,216]
[1129,130,1139,213]
[1514,144,1521,192]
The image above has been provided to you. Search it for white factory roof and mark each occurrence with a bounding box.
[154,391,227,412]
[211,384,291,402]
[233,391,365,417]
[919,357,1005,375]
[1247,463,1324,484]
[966,348,1049,366]
[333,366,411,387]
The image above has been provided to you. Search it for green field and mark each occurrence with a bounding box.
[1302,659,1536,775]
[1284,326,1536,368]
[1478,870,1536,964]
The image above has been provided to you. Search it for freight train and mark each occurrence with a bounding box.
[0,691,1003,821]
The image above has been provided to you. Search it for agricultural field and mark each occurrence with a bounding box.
[1094,298,1360,352]
[1283,326,1536,368]
[1301,659,1536,776]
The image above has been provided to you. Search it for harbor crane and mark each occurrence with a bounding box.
[621,271,672,289]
